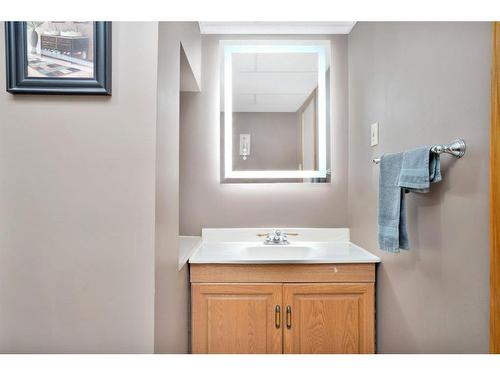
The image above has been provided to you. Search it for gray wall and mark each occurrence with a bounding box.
[232,112,300,170]
[180,34,349,235]
[0,22,158,353]
[155,22,201,354]
[348,22,491,353]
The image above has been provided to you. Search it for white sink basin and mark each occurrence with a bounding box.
[242,245,325,260]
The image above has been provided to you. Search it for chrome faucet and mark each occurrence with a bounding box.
[264,230,289,245]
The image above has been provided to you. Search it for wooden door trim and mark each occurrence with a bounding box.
[491,22,500,354]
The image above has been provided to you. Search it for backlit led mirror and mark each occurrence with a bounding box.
[221,41,331,183]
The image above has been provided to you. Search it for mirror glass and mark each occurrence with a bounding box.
[221,41,331,182]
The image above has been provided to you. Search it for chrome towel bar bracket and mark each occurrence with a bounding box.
[372,138,466,164]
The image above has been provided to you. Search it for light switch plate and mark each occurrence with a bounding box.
[370,122,379,147]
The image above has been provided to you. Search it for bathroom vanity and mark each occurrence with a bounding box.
[189,229,380,354]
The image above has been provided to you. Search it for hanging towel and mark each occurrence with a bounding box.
[378,146,442,252]
[398,146,442,193]
[378,152,409,252]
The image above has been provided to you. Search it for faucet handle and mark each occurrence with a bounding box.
[257,230,283,236]
[257,231,298,236]
[257,232,276,242]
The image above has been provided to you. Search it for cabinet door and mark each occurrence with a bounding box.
[283,283,374,354]
[192,283,282,354]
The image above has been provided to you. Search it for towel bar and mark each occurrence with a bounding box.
[372,138,466,164]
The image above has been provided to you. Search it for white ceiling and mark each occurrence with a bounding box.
[199,22,356,35]
[223,52,320,112]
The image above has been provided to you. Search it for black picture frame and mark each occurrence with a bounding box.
[5,21,111,95]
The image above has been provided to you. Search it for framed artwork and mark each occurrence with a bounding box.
[4,21,111,95]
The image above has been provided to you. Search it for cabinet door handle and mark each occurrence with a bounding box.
[286,305,292,329]
[275,305,281,329]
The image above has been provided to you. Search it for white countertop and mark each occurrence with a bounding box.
[178,236,201,270]
[188,228,380,264]
[189,241,380,264]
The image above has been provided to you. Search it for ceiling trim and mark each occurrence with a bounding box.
[198,22,356,35]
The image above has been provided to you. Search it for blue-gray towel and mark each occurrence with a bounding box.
[398,146,442,193]
[378,152,409,252]
[378,147,442,252]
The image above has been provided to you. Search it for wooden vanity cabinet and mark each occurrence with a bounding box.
[190,264,375,354]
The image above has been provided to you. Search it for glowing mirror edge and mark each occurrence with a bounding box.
[223,42,329,180]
